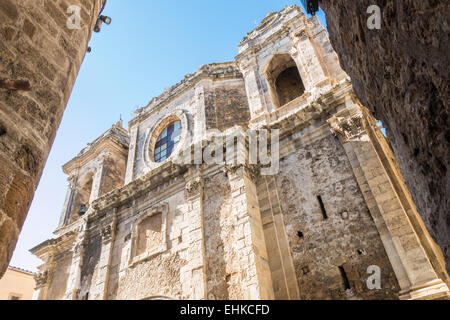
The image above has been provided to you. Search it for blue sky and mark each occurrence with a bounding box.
[10,1,327,271]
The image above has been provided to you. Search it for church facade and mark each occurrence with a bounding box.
[31,6,449,300]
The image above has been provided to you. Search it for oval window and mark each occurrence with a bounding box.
[154,121,181,163]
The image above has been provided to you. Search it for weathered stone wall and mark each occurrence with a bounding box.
[107,191,188,300]
[204,80,250,131]
[275,133,399,299]
[30,5,449,300]
[100,156,127,197]
[46,252,72,300]
[203,172,243,300]
[79,234,102,300]
[0,0,100,276]
[320,0,450,271]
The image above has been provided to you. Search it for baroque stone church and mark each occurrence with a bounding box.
[30,6,449,300]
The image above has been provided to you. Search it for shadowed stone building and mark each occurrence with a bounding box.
[31,6,449,300]
[319,0,450,272]
[0,0,102,278]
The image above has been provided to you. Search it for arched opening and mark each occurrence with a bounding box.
[69,172,94,224]
[266,54,305,108]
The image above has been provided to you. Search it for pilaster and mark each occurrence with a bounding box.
[290,27,329,92]
[239,57,269,119]
[125,125,139,185]
[64,220,88,300]
[58,175,77,228]
[329,107,450,300]
[89,157,106,203]
[256,175,299,300]
[92,213,117,300]
[180,171,208,300]
[225,165,274,300]
[194,81,209,142]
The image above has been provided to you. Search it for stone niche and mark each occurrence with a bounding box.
[265,53,306,109]
[136,213,162,256]
[129,204,168,266]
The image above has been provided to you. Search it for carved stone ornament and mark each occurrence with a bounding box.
[223,164,260,181]
[222,165,242,177]
[329,112,365,142]
[34,270,49,288]
[101,225,113,243]
[73,241,86,255]
[185,177,203,198]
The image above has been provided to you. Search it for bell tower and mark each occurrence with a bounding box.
[56,123,129,232]
[236,5,347,127]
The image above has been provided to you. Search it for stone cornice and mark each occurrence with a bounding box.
[260,80,354,136]
[29,231,76,260]
[89,161,189,218]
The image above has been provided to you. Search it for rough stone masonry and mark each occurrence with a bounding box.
[319,0,450,273]
[31,6,449,300]
[0,0,101,277]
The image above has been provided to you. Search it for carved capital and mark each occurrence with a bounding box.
[101,225,113,243]
[223,164,260,181]
[223,164,243,177]
[68,174,78,188]
[329,112,365,143]
[289,46,299,58]
[34,270,48,288]
[244,165,261,181]
[185,177,203,198]
[73,241,86,255]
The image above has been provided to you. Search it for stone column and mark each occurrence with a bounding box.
[58,175,77,228]
[226,165,274,300]
[328,108,450,300]
[89,157,106,204]
[92,213,117,300]
[180,172,208,300]
[64,220,88,300]
[125,125,139,185]
[193,81,208,142]
[290,27,329,92]
[239,57,269,118]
